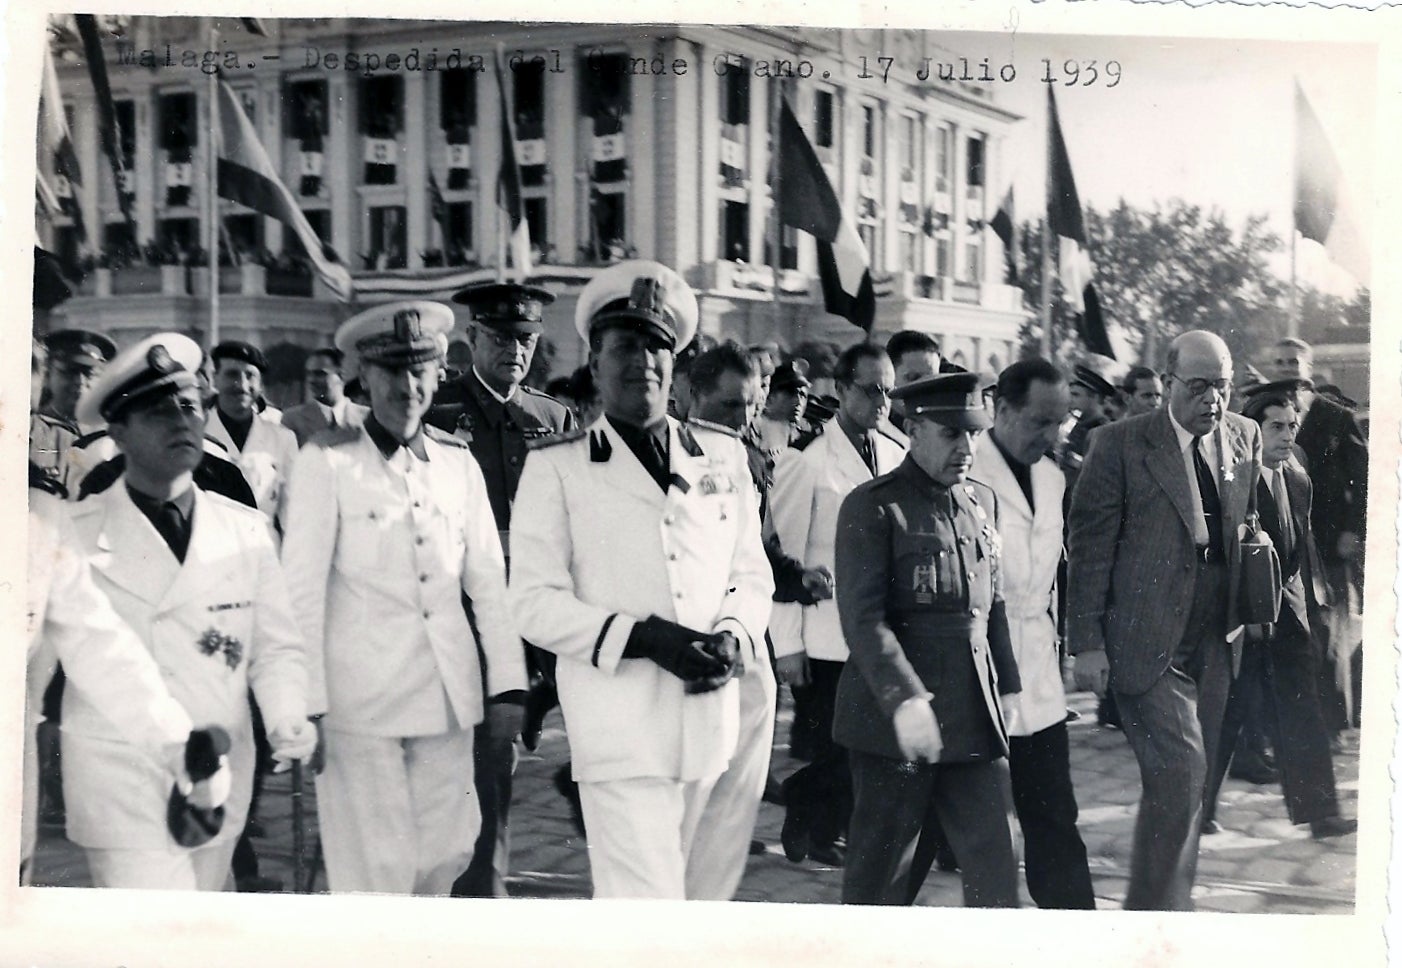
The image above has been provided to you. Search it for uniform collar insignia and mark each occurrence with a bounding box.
[589,429,612,463]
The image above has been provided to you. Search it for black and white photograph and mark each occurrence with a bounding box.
[4,2,1398,965]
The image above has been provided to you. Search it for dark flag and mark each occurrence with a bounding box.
[990,185,1017,283]
[778,97,874,332]
[74,14,136,232]
[1079,283,1114,360]
[1294,81,1368,283]
[1047,88,1112,358]
[39,46,85,241]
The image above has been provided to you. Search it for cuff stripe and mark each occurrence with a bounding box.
[592,614,618,668]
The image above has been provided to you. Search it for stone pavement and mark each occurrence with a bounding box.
[29,691,1358,912]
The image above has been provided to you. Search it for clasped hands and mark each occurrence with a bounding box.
[625,616,745,693]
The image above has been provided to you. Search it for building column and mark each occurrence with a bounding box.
[327,73,356,270]
[73,95,101,246]
[746,71,768,268]
[882,99,899,275]
[697,40,720,265]
[657,36,701,272]
[405,70,429,269]
[258,73,284,255]
[951,123,966,281]
[479,64,503,271]
[547,47,576,265]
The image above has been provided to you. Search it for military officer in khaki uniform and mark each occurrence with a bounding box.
[834,372,1022,907]
[281,301,527,896]
[423,282,574,897]
[31,328,117,494]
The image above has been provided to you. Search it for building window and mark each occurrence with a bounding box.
[367,205,407,269]
[966,135,985,190]
[814,89,835,148]
[158,217,198,253]
[901,115,918,171]
[444,200,473,265]
[934,124,952,194]
[722,199,749,262]
[862,104,877,158]
[360,75,403,185]
[513,58,548,188]
[581,51,630,186]
[587,189,627,262]
[158,91,197,207]
[935,234,951,279]
[898,231,919,273]
[964,235,983,284]
[720,60,749,126]
[858,223,877,267]
[104,221,136,253]
[224,214,263,261]
[284,209,331,263]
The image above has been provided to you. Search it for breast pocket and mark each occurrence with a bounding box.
[336,499,396,574]
[891,530,961,610]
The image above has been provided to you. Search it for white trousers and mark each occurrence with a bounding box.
[316,727,479,895]
[578,773,721,899]
[85,839,237,891]
[686,660,778,900]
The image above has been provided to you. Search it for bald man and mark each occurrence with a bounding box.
[1068,330,1262,911]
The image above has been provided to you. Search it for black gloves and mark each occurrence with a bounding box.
[623,617,743,692]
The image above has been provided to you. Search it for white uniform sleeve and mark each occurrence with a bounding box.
[710,439,774,661]
[766,445,818,659]
[246,515,310,726]
[36,505,192,753]
[458,453,526,697]
[509,448,638,675]
[279,443,338,716]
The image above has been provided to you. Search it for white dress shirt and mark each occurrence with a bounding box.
[1167,408,1221,548]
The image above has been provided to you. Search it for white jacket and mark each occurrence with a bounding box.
[281,425,525,737]
[64,483,308,849]
[509,416,774,783]
[767,420,906,662]
[970,440,1068,736]
[206,409,299,532]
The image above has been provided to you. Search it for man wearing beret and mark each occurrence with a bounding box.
[509,260,773,899]
[31,328,117,494]
[422,282,574,898]
[281,301,526,895]
[834,371,1022,907]
[63,333,316,889]
[204,341,299,537]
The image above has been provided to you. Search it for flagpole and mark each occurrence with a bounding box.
[1040,92,1053,358]
[1288,226,1299,339]
[1288,81,1300,339]
[768,79,783,342]
[207,22,221,350]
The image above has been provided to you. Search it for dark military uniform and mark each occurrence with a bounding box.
[833,374,1022,909]
[425,282,573,899]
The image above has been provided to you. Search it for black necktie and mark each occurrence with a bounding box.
[1273,470,1295,562]
[858,435,876,475]
[153,501,191,563]
[1192,438,1222,557]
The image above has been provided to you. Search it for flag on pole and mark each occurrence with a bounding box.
[1294,82,1369,285]
[428,170,452,247]
[74,14,137,232]
[494,47,532,279]
[1047,88,1113,359]
[777,97,874,332]
[39,46,87,240]
[990,185,1017,283]
[214,80,353,301]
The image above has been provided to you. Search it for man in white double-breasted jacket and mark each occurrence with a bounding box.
[767,342,906,864]
[969,359,1095,909]
[281,301,527,896]
[64,333,314,891]
[510,261,773,898]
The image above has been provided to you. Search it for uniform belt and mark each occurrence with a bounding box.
[893,612,982,633]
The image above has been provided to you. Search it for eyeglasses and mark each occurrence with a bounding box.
[480,330,538,352]
[1170,374,1231,398]
[848,383,895,402]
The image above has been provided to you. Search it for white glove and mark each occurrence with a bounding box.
[892,695,942,763]
[269,718,318,772]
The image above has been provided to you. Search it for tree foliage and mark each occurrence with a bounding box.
[1010,199,1366,371]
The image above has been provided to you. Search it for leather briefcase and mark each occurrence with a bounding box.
[1238,518,1283,625]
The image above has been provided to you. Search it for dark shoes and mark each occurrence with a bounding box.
[780,806,811,863]
[762,775,786,806]
[1201,818,1223,835]
[1229,760,1280,785]
[235,874,284,893]
[934,843,960,872]
[808,842,846,867]
[1311,816,1358,840]
[553,765,586,836]
[749,839,766,856]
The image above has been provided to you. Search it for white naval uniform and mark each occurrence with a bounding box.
[63,483,309,890]
[23,490,193,880]
[281,423,526,895]
[509,416,773,898]
[766,419,906,663]
[205,409,298,534]
[683,420,780,900]
[968,443,1069,737]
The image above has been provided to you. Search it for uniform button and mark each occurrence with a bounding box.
[664,515,675,525]
[675,591,684,600]
[967,571,976,581]
[970,607,980,617]
[668,553,678,561]
[939,551,947,559]
[413,501,421,508]
[510,456,520,466]
[959,536,971,545]
[419,574,429,583]
[719,512,728,521]
[423,610,432,619]
[1174,607,1183,615]
[416,536,425,546]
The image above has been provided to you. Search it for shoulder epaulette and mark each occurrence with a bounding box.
[28,461,67,499]
[72,428,109,449]
[307,424,365,449]
[424,424,469,449]
[687,417,740,438]
[528,427,588,451]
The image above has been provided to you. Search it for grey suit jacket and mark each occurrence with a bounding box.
[1066,408,1262,695]
[281,400,369,447]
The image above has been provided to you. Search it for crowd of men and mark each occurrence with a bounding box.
[24,257,1365,908]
